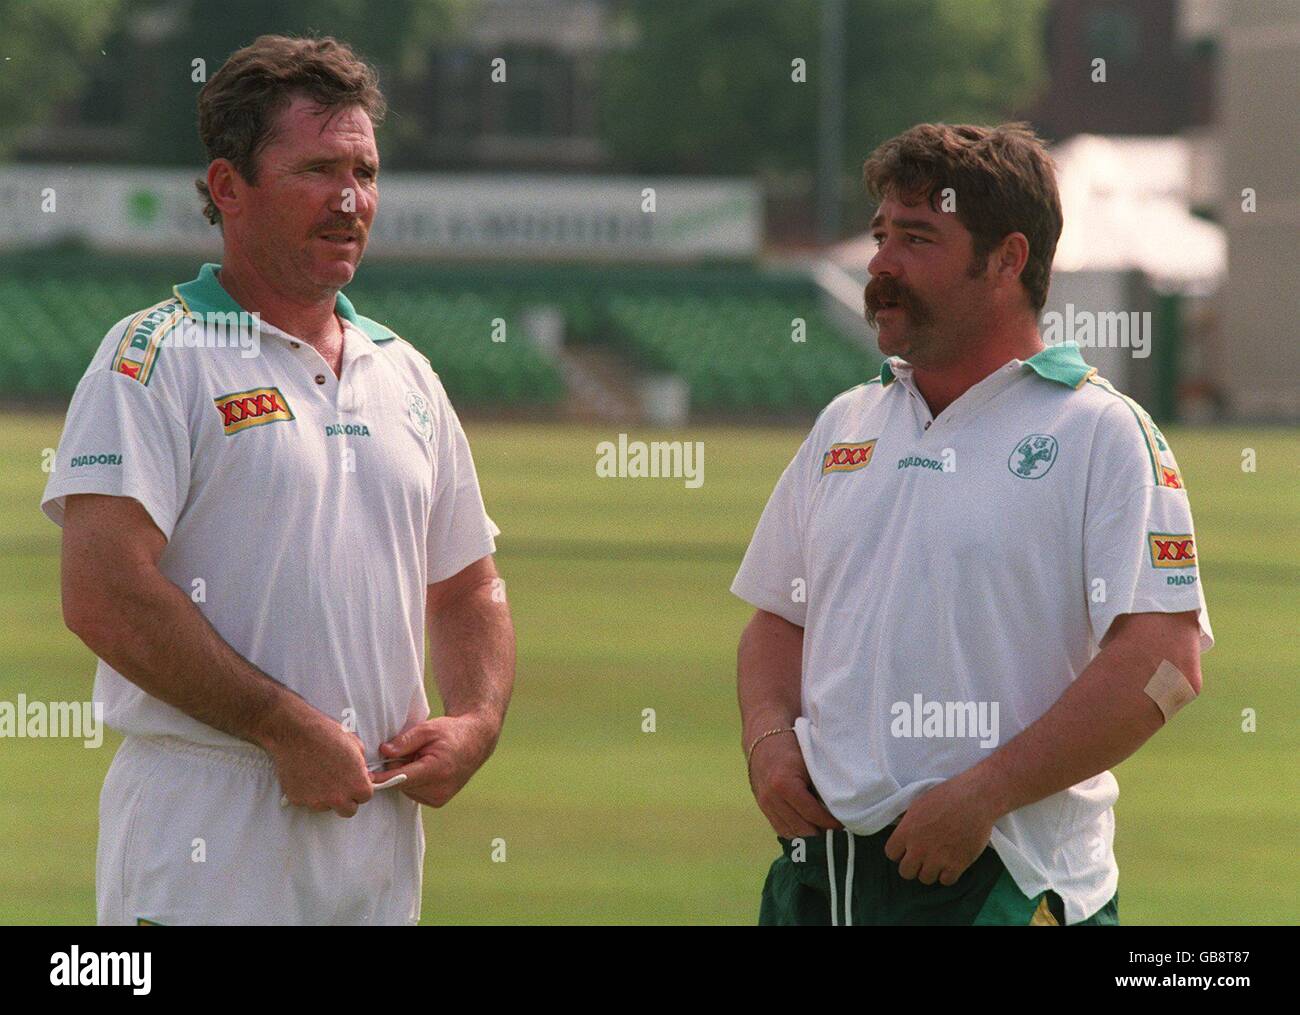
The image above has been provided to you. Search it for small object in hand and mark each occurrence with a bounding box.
[279,772,409,807]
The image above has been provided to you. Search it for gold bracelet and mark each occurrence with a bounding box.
[746,726,796,770]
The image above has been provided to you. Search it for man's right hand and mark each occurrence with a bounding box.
[748,730,842,839]
[263,705,374,818]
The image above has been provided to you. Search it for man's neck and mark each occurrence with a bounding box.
[216,254,343,347]
[909,320,1043,418]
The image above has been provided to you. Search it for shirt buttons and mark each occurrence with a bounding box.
[290,341,300,349]
[924,421,931,430]
[315,374,326,385]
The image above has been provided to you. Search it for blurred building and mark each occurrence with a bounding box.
[11,0,628,174]
[1023,0,1217,138]
[1012,0,1297,421]
[406,0,624,170]
[1018,0,1221,210]
[1218,0,1300,420]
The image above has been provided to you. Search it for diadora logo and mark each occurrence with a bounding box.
[1009,434,1058,479]
[213,386,294,435]
[1149,533,1196,568]
[69,454,122,467]
[822,440,877,475]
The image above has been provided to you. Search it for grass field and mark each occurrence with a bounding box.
[0,412,1296,924]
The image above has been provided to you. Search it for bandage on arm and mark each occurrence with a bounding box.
[1143,659,1198,721]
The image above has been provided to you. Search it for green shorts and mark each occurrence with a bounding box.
[759,828,1119,926]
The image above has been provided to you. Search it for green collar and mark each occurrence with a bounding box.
[878,343,1095,390]
[172,263,396,343]
[1022,343,1096,388]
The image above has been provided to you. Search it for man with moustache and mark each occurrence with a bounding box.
[732,123,1212,925]
[43,35,515,924]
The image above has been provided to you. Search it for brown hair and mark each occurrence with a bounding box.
[195,34,386,227]
[862,122,1062,312]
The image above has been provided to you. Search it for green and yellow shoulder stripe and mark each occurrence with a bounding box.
[1085,373,1185,490]
[110,298,187,386]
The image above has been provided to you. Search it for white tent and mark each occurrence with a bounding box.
[1049,134,1225,294]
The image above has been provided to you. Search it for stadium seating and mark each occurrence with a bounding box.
[604,293,877,411]
[0,270,566,407]
[0,256,877,413]
[342,286,566,406]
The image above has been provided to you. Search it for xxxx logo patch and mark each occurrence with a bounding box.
[213,386,294,435]
[822,439,877,475]
[1149,533,1196,568]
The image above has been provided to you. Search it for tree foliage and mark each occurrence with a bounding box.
[0,0,126,158]
[599,0,1049,175]
[0,0,475,165]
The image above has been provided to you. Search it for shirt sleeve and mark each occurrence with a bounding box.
[41,369,192,540]
[425,377,500,584]
[1083,399,1213,652]
[730,432,817,627]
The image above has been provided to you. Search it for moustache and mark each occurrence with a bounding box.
[315,221,365,239]
[863,278,914,323]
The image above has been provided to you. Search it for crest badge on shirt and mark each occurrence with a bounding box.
[1008,433,1058,479]
[406,389,433,441]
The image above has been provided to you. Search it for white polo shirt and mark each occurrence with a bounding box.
[732,343,1213,924]
[42,263,499,764]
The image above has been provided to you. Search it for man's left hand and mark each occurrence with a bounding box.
[375,714,498,808]
[883,769,1001,886]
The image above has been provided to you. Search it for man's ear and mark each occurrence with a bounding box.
[206,159,243,222]
[993,232,1030,287]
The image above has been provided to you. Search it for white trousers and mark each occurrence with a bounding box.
[96,734,424,925]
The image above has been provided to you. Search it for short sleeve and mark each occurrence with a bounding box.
[425,379,500,584]
[1083,401,1213,652]
[41,369,191,540]
[730,433,816,627]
